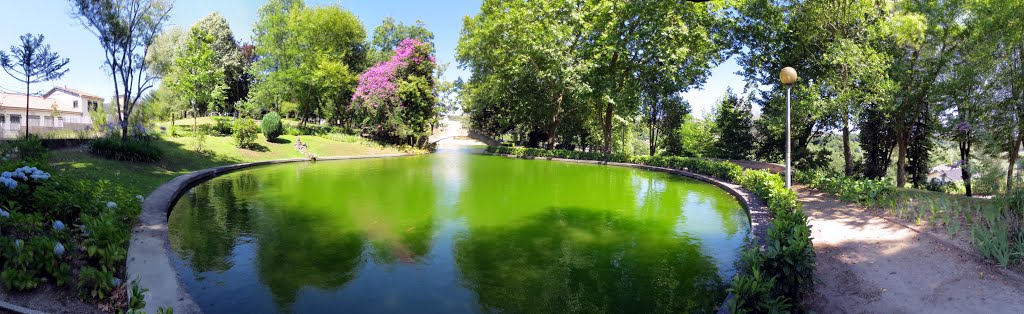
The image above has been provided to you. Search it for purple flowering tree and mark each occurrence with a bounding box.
[353,38,438,145]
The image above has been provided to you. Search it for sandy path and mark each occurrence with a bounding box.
[797,185,1024,313]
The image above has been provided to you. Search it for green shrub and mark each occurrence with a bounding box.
[261,112,283,141]
[77,266,116,299]
[2,135,49,163]
[0,162,140,302]
[232,118,260,149]
[212,116,233,135]
[89,136,163,162]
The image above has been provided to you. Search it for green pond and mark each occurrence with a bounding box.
[167,148,750,313]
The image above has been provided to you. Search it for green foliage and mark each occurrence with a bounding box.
[77,266,116,299]
[261,112,283,140]
[167,26,227,119]
[796,170,894,207]
[970,207,1016,267]
[711,91,756,160]
[190,127,208,153]
[487,146,816,311]
[212,116,233,135]
[251,0,366,127]
[459,0,729,151]
[369,16,434,64]
[81,209,131,270]
[231,118,260,149]
[0,162,140,302]
[2,135,50,164]
[128,279,148,310]
[725,266,789,313]
[89,136,164,162]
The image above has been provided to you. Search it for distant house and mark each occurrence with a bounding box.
[928,162,963,183]
[0,86,102,136]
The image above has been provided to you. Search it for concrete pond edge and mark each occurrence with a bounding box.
[483,153,772,313]
[127,153,416,314]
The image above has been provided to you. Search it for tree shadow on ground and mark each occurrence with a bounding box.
[243,143,270,152]
[795,185,1024,313]
[267,138,292,144]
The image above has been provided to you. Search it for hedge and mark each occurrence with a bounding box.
[486,146,815,313]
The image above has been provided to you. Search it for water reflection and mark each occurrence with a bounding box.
[167,152,748,313]
[455,207,725,313]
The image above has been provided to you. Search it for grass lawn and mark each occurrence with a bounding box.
[49,131,409,195]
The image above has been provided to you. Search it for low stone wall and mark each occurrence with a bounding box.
[127,153,415,314]
[484,152,772,313]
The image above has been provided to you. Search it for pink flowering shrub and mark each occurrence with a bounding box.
[353,38,438,144]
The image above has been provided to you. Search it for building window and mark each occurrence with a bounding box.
[73,100,79,109]
[10,115,21,128]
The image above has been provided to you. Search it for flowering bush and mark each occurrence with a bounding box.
[0,162,141,308]
[353,38,438,145]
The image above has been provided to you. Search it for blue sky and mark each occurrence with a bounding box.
[0,0,743,117]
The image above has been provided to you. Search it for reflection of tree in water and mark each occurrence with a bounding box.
[455,208,725,313]
[169,173,260,272]
[171,159,442,309]
[253,209,365,307]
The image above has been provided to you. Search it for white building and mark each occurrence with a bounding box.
[0,86,102,137]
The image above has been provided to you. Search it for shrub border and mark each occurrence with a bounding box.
[482,151,772,312]
[127,153,416,313]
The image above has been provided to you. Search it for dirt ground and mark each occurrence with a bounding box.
[0,283,102,313]
[798,185,1024,313]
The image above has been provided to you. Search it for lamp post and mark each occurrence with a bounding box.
[780,67,798,189]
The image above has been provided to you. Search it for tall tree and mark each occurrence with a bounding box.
[194,12,246,109]
[589,0,729,154]
[167,27,225,135]
[251,0,366,126]
[0,34,70,137]
[70,0,172,139]
[711,90,755,160]
[458,0,595,149]
[734,0,893,171]
[887,0,970,187]
[369,17,434,65]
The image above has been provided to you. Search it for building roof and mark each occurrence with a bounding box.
[928,164,963,182]
[43,86,103,100]
[0,92,88,115]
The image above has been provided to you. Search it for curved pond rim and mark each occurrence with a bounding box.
[129,151,769,314]
[127,153,417,314]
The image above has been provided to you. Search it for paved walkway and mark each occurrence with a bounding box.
[797,185,1024,313]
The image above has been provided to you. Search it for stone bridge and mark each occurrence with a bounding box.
[428,120,499,146]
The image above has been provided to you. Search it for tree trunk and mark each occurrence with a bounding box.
[896,128,907,188]
[603,101,613,154]
[24,82,30,138]
[843,113,853,176]
[548,92,564,150]
[960,137,972,196]
[1008,132,1023,191]
[649,104,657,156]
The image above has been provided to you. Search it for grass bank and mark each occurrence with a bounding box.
[50,131,411,196]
